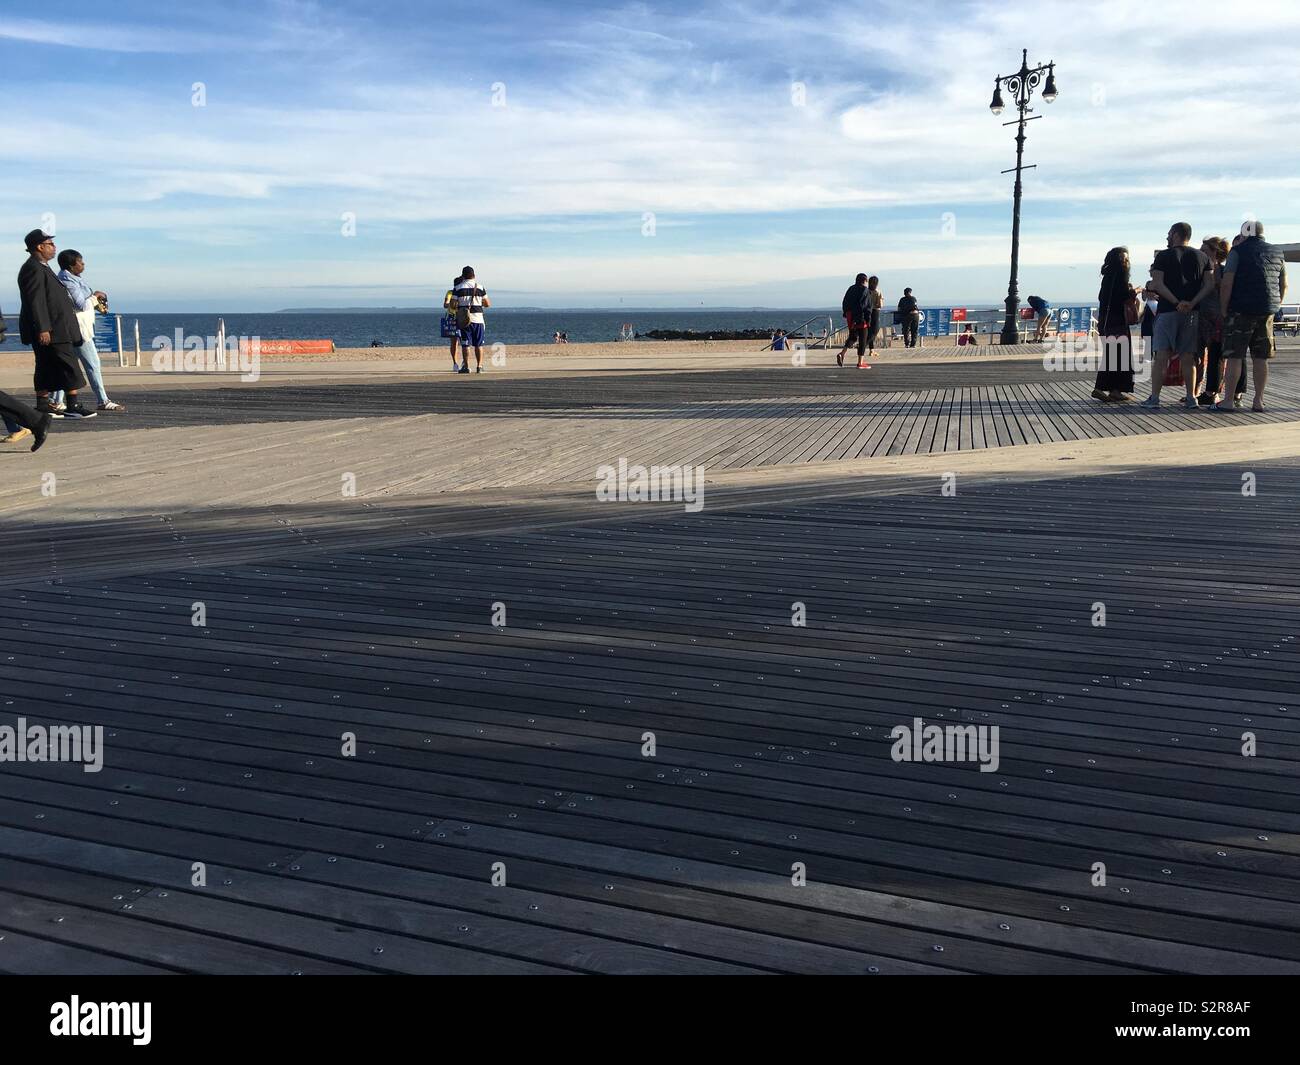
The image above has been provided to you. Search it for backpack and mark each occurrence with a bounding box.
[454,282,484,326]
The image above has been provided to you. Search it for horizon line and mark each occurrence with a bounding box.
[103,301,1104,315]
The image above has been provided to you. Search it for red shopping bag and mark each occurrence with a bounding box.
[1163,356,1183,387]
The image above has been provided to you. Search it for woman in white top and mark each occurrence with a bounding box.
[51,249,125,411]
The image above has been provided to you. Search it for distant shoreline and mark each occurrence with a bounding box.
[271,303,1097,314]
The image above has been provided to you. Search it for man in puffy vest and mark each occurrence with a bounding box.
[1218,221,1287,412]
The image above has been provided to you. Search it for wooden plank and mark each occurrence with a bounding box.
[4,355,1300,975]
[0,925,170,975]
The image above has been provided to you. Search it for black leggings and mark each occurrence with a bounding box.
[1202,340,1246,396]
[866,311,880,351]
[843,321,867,358]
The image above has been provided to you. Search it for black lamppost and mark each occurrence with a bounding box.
[990,49,1057,345]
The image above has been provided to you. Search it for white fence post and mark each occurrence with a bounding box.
[116,315,125,367]
[134,320,141,367]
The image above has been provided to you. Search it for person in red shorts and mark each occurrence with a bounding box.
[835,273,869,367]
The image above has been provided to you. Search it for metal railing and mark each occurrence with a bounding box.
[762,314,837,350]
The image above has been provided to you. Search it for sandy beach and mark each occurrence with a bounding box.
[0,336,1050,385]
[268,338,776,362]
[0,338,767,368]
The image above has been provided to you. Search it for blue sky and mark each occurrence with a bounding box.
[2,0,1298,312]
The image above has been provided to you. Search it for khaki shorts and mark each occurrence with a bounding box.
[1222,313,1275,360]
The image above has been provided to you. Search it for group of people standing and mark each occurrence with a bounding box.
[1092,221,1287,411]
[1,228,127,452]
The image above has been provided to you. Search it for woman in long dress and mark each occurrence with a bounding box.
[863,276,883,364]
[1092,247,1136,402]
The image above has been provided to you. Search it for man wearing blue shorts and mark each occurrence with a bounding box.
[452,267,490,374]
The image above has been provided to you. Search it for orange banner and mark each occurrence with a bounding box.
[237,339,335,355]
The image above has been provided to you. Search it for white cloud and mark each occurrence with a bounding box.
[3,0,1299,304]
[0,15,204,52]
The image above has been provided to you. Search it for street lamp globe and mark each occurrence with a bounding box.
[989,83,1005,114]
[1042,71,1058,102]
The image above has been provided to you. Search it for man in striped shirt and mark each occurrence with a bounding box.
[452,267,491,374]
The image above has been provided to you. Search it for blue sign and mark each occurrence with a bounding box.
[1055,305,1095,333]
[919,308,951,336]
[94,314,118,352]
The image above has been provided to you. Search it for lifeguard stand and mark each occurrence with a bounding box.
[617,323,634,342]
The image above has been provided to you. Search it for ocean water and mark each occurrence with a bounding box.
[0,308,852,351]
[0,305,1057,352]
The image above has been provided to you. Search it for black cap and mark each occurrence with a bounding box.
[24,229,54,251]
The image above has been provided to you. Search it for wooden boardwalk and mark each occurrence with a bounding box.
[1,351,1298,973]
[3,354,1300,586]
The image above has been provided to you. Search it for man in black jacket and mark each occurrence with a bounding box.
[835,273,869,367]
[897,288,920,347]
[18,229,96,419]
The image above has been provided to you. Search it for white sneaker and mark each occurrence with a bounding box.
[98,401,127,411]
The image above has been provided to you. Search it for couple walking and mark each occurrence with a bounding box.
[2,229,126,450]
[836,273,882,368]
[441,267,490,374]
